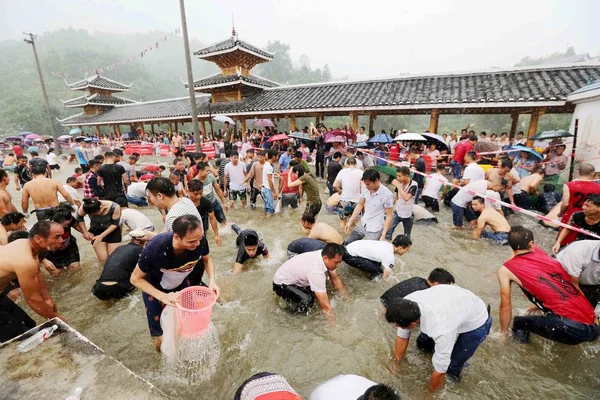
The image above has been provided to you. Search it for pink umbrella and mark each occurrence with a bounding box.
[325,135,346,143]
[58,135,71,141]
[267,133,289,142]
[326,128,356,139]
[250,119,276,128]
[25,133,40,140]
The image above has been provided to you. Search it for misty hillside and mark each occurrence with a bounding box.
[0,28,332,136]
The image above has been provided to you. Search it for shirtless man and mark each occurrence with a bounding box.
[0,212,26,245]
[22,164,74,221]
[2,154,16,172]
[0,168,17,219]
[300,213,343,244]
[471,196,511,244]
[485,159,520,206]
[0,221,65,342]
[520,166,545,195]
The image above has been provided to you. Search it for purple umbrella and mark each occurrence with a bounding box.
[5,136,21,141]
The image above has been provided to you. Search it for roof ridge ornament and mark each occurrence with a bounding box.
[231,14,237,41]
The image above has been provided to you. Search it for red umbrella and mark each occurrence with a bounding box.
[267,133,289,143]
[325,135,346,143]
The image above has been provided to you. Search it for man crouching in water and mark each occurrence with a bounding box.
[0,221,66,342]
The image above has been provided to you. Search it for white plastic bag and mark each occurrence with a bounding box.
[274,196,282,214]
[160,305,179,359]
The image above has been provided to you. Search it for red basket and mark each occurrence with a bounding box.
[176,286,217,338]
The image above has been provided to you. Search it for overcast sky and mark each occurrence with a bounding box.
[1,0,597,79]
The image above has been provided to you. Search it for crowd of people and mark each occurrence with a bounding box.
[0,122,599,398]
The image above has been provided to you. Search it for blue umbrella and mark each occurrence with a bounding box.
[289,132,315,141]
[509,145,543,159]
[353,141,370,148]
[69,128,83,135]
[368,133,394,144]
[529,129,573,141]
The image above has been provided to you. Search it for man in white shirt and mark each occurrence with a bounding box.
[145,177,202,232]
[356,151,374,169]
[273,244,344,317]
[58,177,81,207]
[126,181,148,207]
[460,152,484,186]
[224,151,248,209]
[46,148,60,171]
[333,157,364,222]
[355,126,369,143]
[451,179,505,229]
[114,198,155,241]
[118,155,138,183]
[385,284,491,392]
[421,167,448,212]
[386,166,418,240]
[344,235,412,279]
[310,375,399,400]
[345,169,394,243]
[260,150,278,216]
[557,240,600,307]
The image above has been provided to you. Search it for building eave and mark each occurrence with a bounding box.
[195,44,272,62]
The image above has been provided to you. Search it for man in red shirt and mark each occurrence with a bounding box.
[278,160,301,209]
[498,226,598,345]
[450,135,478,183]
[12,145,23,157]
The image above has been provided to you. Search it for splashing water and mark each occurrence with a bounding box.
[161,323,221,385]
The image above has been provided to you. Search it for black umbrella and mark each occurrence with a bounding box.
[529,129,573,141]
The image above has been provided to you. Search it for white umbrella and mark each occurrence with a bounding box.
[249,118,275,127]
[394,133,427,142]
[212,115,235,124]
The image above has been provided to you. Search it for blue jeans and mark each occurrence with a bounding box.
[261,187,275,214]
[126,194,148,207]
[385,211,414,240]
[449,160,463,180]
[451,202,476,227]
[417,315,492,380]
[512,313,599,345]
[481,231,508,244]
[212,199,227,223]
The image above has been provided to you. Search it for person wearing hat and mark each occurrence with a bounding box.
[231,224,269,274]
[92,229,149,300]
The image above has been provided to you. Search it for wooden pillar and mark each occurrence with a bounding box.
[290,116,296,132]
[241,118,247,134]
[113,125,118,136]
[140,124,146,136]
[95,125,100,137]
[115,125,121,138]
[368,113,376,137]
[428,109,440,133]
[351,112,359,132]
[151,123,155,135]
[175,122,178,133]
[509,111,519,139]
[167,123,173,136]
[526,108,545,148]
[201,120,206,139]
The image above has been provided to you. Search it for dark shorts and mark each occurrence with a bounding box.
[305,201,322,217]
[45,238,80,268]
[49,164,60,170]
[337,200,356,220]
[421,195,440,212]
[449,160,463,179]
[33,208,54,222]
[287,238,327,259]
[142,280,190,337]
[281,193,298,209]
[92,281,134,301]
[89,228,122,244]
[212,199,227,223]
[272,282,315,313]
[228,189,247,201]
[0,295,36,343]
[80,164,90,173]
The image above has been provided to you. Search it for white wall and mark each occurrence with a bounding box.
[570,99,600,175]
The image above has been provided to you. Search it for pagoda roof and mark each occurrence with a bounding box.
[61,93,137,108]
[193,37,273,61]
[185,73,279,91]
[66,74,131,92]
[59,63,600,126]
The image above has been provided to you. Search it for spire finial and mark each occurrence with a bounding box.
[232,15,237,39]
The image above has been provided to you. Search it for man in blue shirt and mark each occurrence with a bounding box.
[278,147,295,171]
[130,214,220,350]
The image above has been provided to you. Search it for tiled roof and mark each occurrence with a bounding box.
[569,80,600,96]
[186,73,280,90]
[67,74,131,92]
[61,94,137,108]
[60,64,600,126]
[193,37,273,60]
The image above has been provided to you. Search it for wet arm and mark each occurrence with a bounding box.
[18,262,59,319]
[232,262,244,274]
[380,207,394,240]
[213,182,227,204]
[346,197,365,228]
[328,270,344,293]
[394,336,409,360]
[209,212,220,243]
[314,291,332,313]
[472,217,485,239]
[498,267,513,336]
[130,266,168,301]
[201,255,220,298]
[21,188,30,214]
[428,371,446,392]
[558,184,569,216]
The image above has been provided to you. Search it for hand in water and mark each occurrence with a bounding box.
[215,236,222,246]
[41,259,60,277]
[209,280,221,300]
[344,222,352,234]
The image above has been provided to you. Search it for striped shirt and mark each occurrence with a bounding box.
[164,197,202,232]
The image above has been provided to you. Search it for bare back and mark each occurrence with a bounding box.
[23,177,61,208]
[480,207,511,233]
[0,189,16,218]
[521,173,543,194]
[310,222,343,244]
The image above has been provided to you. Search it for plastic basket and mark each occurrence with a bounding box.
[176,286,217,338]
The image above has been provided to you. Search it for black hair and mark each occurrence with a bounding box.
[31,164,46,175]
[472,196,485,204]
[301,213,315,224]
[257,150,266,157]
[66,177,77,183]
[114,197,128,208]
[586,194,600,206]
[74,168,82,173]
[321,243,344,259]
[507,226,534,251]
[82,198,102,214]
[193,153,205,161]
[294,151,303,159]
[146,177,176,197]
[428,268,455,284]
[346,157,357,166]
[50,204,75,224]
[480,131,487,136]
[466,151,477,160]
[468,135,478,142]
[0,168,7,181]
[8,230,29,243]
[112,148,124,157]
[88,160,101,169]
[500,159,513,170]
[28,220,57,240]
[392,234,412,248]
[129,155,138,161]
[172,214,202,238]
[243,232,259,247]
[94,155,104,162]
[1,212,26,226]
[230,151,239,157]
[30,151,39,156]
[362,169,380,183]
[173,157,183,165]
[396,166,410,176]
[360,384,400,400]
[385,298,421,328]
[288,160,299,168]
[333,151,342,159]
[267,150,278,160]
[196,161,210,172]
[543,184,555,193]
[188,179,204,192]
[292,164,305,177]
[104,151,115,158]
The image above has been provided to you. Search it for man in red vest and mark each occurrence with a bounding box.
[449,135,478,183]
[498,226,598,345]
